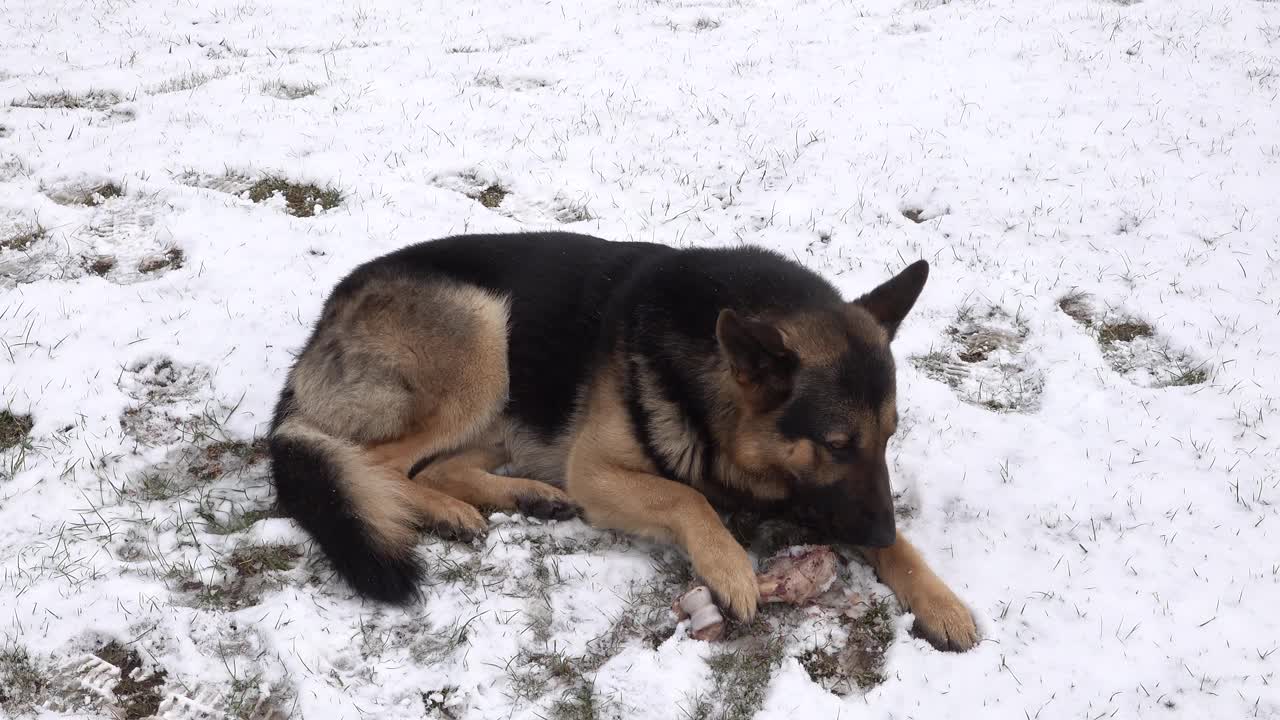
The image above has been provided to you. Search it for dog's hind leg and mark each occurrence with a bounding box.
[272,278,512,601]
[415,446,580,521]
[859,536,979,652]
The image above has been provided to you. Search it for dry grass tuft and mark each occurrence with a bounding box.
[0,411,34,451]
[478,184,508,208]
[138,247,185,274]
[94,641,167,720]
[247,177,341,217]
[0,225,47,252]
[13,89,122,110]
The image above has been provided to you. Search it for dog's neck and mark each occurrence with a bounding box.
[702,372,793,503]
[627,352,792,502]
[706,457,792,503]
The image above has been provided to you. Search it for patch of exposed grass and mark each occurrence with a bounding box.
[502,546,691,716]
[691,637,785,720]
[133,465,191,501]
[112,528,152,563]
[554,197,594,223]
[223,672,292,720]
[105,106,137,124]
[175,169,256,195]
[944,305,1025,363]
[551,681,603,720]
[421,686,459,718]
[85,254,117,276]
[913,304,1042,412]
[149,69,231,95]
[446,37,529,54]
[956,330,1006,363]
[1166,365,1209,387]
[797,645,844,692]
[247,176,341,217]
[262,79,319,100]
[1148,345,1211,388]
[200,507,275,535]
[0,224,46,252]
[0,410,33,450]
[409,615,483,665]
[117,359,227,448]
[88,181,122,204]
[911,349,959,379]
[213,438,268,466]
[478,184,507,208]
[693,17,722,30]
[137,246,184,274]
[94,641,167,720]
[0,645,47,712]
[175,543,300,610]
[130,435,269,500]
[13,89,122,110]
[847,597,895,688]
[796,598,895,694]
[506,650,571,707]
[1098,319,1154,346]
[901,207,926,223]
[1059,293,1152,346]
[49,182,123,206]
[85,182,123,205]
[543,565,688,711]
[1059,296,1207,387]
[229,543,301,576]
[1057,291,1094,327]
[431,549,485,585]
[189,438,269,481]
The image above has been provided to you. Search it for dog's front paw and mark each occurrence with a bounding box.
[909,584,979,652]
[514,485,581,521]
[692,539,759,623]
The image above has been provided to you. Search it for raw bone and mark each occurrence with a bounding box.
[756,545,839,604]
[674,586,725,641]
[674,545,840,641]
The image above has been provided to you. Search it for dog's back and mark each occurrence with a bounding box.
[365,233,672,437]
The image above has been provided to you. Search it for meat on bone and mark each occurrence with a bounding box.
[673,545,840,641]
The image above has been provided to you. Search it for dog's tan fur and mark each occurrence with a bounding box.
[290,280,510,448]
[862,539,980,650]
[565,361,762,621]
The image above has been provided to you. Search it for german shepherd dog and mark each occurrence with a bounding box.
[269,232,978,651]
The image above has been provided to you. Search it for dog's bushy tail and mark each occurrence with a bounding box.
[269,416,422,604]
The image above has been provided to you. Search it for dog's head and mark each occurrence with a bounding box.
[716,260,929,548]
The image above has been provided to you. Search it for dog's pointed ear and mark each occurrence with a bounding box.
[716,309,797,409]
[852,260,929,340]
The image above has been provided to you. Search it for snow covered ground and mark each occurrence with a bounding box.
[2,0,1278,717]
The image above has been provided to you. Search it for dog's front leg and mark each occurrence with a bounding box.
[568,462,760,622]
[860,535,979,652]
[565,370,760,622]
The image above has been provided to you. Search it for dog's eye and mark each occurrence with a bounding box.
[821,438,856,463]
[821,435,854,454]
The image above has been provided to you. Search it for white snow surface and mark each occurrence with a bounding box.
[2,0,1279,717]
